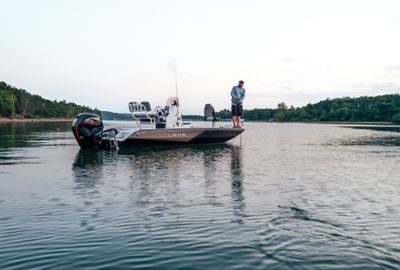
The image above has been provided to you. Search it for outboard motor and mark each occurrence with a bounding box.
[72,113,104,149]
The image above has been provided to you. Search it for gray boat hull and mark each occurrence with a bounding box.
[119,128,244,147]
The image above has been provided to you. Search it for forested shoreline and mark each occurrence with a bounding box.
[0,82,99,119]
[1,81,399,123]
[216,94,400,123]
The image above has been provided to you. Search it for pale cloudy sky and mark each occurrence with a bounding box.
[1,0,400,114]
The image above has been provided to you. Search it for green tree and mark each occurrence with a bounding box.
[391,113,400,123]
[0,81,99,118]
[274,102,288,121]
[0,92,17,117]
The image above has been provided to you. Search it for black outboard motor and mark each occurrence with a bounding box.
[72,113,104,149]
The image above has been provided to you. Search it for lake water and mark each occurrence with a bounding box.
[0,121,399,269]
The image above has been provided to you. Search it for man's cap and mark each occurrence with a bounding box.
[239,80,244,84]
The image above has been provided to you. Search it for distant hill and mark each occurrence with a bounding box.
[216,94,400,123]
[2,81,399,123]
[182,115,203,121]
[101,111,132,120]
[0,81,99,118]
[101,111,204,121]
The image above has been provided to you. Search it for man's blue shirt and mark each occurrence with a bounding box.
[231,86,246,105]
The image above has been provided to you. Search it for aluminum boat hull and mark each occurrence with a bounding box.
[119,127,244,147]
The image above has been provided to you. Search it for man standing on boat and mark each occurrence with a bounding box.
[231,80,246,128]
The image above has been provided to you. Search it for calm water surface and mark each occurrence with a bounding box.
[0,121,399,269]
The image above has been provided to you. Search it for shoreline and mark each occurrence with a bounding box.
[0,118,72,123]
[254,121,396,125]
[189,119,397,125]
[0,118,397,126]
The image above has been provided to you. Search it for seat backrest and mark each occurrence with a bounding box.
[129,102,148,113]
[129,101,158,120]
[141,101,151,111]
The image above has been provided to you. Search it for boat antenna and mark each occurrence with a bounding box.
[168,61,179,98]
[174,66,178,98]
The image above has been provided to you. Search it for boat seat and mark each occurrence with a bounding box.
[128,102,157,119]
[141,101,151,111]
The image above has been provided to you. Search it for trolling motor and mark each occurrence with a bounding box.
[72,113,118,149]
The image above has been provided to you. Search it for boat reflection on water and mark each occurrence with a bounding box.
[72,149,110,194]
[230,145,245,222]
[71,144,245,219]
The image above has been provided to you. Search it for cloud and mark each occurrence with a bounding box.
[286,78,302,83]
[369,82,400,92]
[278,86,295,91]
[258,78,302,86]
[387,15,400,26]
[277,58,301,64]
[352,83,368,88]
[380,64,400,71]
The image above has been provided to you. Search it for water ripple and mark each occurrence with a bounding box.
[1,122,400,269]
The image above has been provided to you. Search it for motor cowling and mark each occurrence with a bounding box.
[72,113,104,149]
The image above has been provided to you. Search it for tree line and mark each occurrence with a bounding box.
[2,81,399,122]
[216,94,400,123]
[0,81,99,118]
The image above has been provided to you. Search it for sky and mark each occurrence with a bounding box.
[1,0,400,114]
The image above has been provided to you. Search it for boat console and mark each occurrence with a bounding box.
[128,97,188,129]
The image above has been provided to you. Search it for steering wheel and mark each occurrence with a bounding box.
[153,106,166,117]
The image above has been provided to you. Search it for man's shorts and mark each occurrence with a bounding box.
[231,103,243,117]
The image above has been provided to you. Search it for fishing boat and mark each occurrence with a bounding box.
[72,97,244,149]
